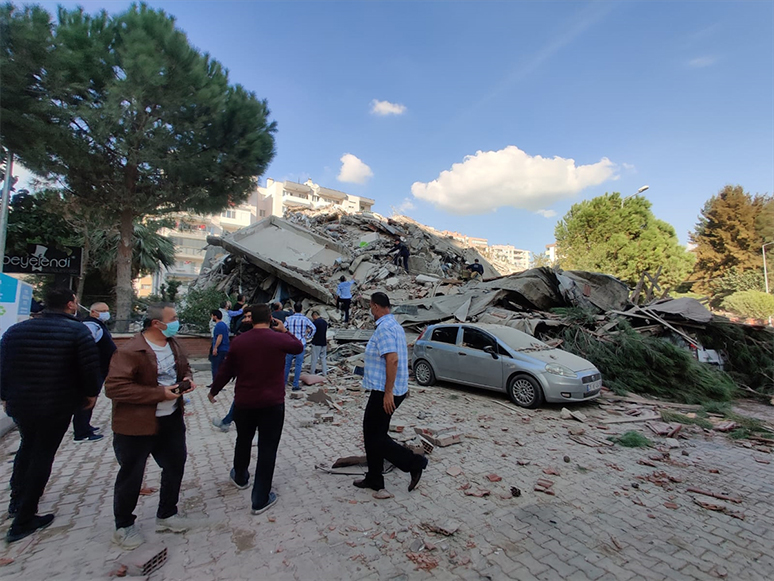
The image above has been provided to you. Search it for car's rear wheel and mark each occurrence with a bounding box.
[413,359,436,386]
[507,374,544,408]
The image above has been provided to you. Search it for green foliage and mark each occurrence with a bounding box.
[161,280,182,303]
[176,286,224,333]
[530,252,553,268]
[609,431,652,448]
[690,185,773,294]
[708,269,765,308]
[560,323,737,403]
[722,290,774,321]
[5,191,81,253]
[554,193,694,287]
[1,2,277,324]
[550,307,599,327]
[695,322,774,395]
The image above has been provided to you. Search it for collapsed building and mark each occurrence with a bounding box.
[191,208,773,403]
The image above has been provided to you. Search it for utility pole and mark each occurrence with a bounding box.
[764,242,773,326]
[0,150,14,267]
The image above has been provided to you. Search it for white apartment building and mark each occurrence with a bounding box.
[545,243,557,264]
[488,244,530,271]
[256,178,375,217]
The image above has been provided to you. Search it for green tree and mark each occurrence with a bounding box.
[690,185,773,294]
[529,252,552,268]
[554,193,694,288]
[722,290,774,321]
[0,3,276,327]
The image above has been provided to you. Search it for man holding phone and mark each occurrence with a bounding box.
[105,303,196,550]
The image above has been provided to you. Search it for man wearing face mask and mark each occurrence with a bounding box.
[1,288,102,543]
[72,302,117,442]
[105,303,196,550]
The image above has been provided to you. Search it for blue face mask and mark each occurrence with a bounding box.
[161,320,180,338]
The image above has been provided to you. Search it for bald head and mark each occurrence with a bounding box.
[90,302,110,320]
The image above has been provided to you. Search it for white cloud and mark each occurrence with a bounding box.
[687,56,716,68]
[337,153,373,184]
[411,145,617,215]
[535,209,557,218]
[394,198,415,215]
[370,99,406,116]
[621,162,636,171]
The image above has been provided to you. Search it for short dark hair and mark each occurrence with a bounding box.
[211,309,222,319]
[146,303,174,325]
[339,275,346,282]
[45,287,76,310]
[311,310,320,317]
[370,292,391,309]
[248,304,271,324]
[474,258,479,263]
[272,302,282,311]
[294,302,303,313]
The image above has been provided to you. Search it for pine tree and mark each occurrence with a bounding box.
[1,4,277,326]
[690,185,772,294]
[555,193,694,288]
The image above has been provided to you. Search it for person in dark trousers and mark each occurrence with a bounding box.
[212,308,253,432]
[465,258,485,280]
[208,304,303,515]
[73,301,117,442]
[336,276,355,323]
[309,311,328,376]
[105,303,196,550]
[1,287,102,543]
[209,309,230,382]
[388,238,410,273]
[283,303,315,391]
[230,294,246,334]
[270,302,290,323]
[354,292,427,493]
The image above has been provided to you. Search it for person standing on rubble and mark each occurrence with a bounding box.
[354,292,428,493]
[208,304,303,515]
[309,311,329,376]
[336,276,355,323]
[465,258,484,280]
[388,238,410,273]
[283,303,315,391]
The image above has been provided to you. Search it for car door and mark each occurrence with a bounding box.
[456,327,503,389]
[425,326,462,381]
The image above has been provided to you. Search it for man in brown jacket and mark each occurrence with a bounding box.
[105,303,195,550]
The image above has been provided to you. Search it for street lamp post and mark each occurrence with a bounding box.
[621,185,650,207]
[764,242,773,326]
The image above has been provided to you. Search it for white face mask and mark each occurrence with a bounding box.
[98,312,111,322]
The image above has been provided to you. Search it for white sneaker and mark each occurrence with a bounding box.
[112,525,145,550]
[155,514,193,533]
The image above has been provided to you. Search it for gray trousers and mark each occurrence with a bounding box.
[310,345,328,375]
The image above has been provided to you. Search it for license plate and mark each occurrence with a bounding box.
[586,380,601,393]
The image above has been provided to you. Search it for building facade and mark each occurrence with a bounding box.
[256,178,375,217]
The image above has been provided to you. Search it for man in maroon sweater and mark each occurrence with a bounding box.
[208,304,303,514]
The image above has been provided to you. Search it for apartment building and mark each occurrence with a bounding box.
[440,230,490,250]
[256,178,375,217]
[545,243,557,264]
[488,244,530,271]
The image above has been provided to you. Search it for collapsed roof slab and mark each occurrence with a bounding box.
[206,216,345,305]
[228,216,350,271]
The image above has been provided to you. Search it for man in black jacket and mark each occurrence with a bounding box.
[0,288,102,543]
[72,301,117,442]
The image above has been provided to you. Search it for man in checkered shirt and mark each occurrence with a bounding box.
[354,292,428,493]
[283,303,315,391]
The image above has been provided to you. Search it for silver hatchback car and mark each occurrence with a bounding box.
[411,323,602,408]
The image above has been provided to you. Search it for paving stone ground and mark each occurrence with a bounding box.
[1,366,773,580]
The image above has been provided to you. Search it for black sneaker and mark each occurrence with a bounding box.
[6,514,55,543]
[75,433,104,443]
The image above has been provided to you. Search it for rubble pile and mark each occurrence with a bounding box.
[190,208,773,402]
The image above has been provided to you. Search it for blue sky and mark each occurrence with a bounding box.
[24,1,774,256]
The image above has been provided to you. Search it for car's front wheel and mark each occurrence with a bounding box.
[507,374,544,408]
[413,359,436,386]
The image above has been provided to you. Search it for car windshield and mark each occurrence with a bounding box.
[481,325,554,353]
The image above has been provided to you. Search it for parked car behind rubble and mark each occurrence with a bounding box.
[411,323,602,408]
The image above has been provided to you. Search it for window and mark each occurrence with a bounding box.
[431,327,458,345]
[259,210,266,217]
[462,327,496,351]
[221,210,236,219]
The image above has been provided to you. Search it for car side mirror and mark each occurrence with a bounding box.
[483,345,499,359]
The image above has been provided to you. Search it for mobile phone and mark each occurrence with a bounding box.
[172,379,191,395]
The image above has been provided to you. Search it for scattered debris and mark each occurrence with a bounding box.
[510,487,522,497]
[534,478,555,495]
[463,488,491,497]
[686,488,743,504]
[446,466,463,477]
[421,520,461,536]
[406,551,439,571]
[542,467,560,476]
[486,474,502,482]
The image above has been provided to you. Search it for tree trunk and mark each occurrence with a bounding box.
[75,228,90,303]
[115,209,134,332]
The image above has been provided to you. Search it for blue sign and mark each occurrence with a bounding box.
[0,273,19,303]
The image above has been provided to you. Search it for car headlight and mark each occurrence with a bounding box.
[545,363,577,378]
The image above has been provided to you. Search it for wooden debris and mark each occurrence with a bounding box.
[686,487,743,504]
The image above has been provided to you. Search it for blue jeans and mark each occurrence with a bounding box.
[284,352,304,389]
[222,401,235,425]
[210,350,227,382]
